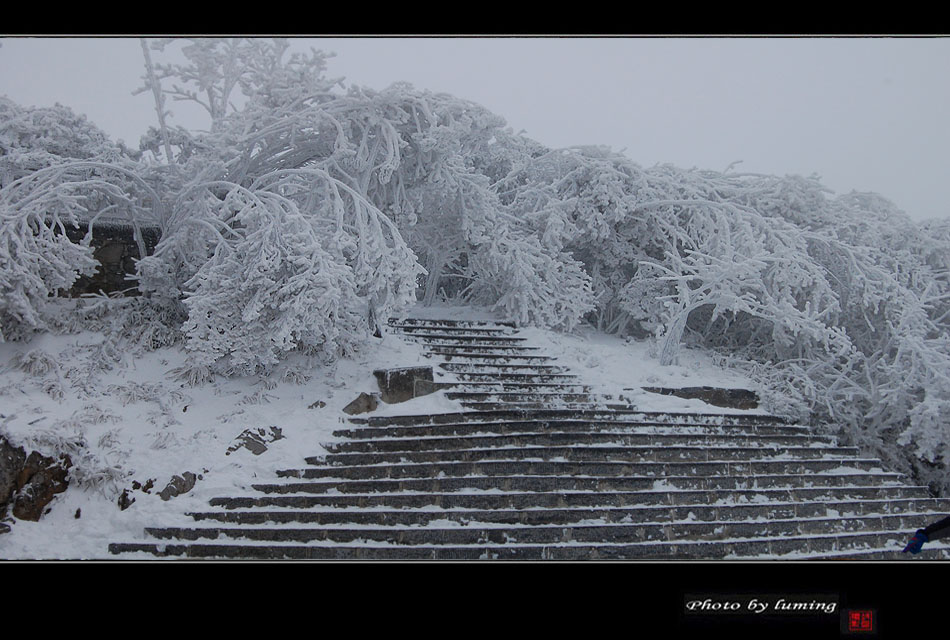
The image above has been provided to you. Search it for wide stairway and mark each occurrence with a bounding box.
[109,317,950,559]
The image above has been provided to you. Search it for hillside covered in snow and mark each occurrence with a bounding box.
[1,304,774,559]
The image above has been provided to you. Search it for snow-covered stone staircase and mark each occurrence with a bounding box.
[108,317,950,559]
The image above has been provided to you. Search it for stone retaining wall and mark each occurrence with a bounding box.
[64,223,161,295]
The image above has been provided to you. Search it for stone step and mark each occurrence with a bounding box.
[444,392,608,404]
[344,409,795,427]
[250,470,907,495]
[402,381,600,395]
[401,334,528,346]
[803,546,950,560]
[448,374,582,384]
[333,419,812,439]
[186,498,950,528]
[301,444,881,469]
[205,485,937,512]
[397,333,522,343]
[435,382,595,393]
[277,460,904,489]
[404,333,528,344]
[107,529,949,560]
[429,352,557,364]
[459,401,672,411]
[457,401,772,413]
[388,318,515,329]
[439,362,572,374]
[390,325,513,336]
[418,344,543,354]
[309,455,873,477]
[140,512,933,548]
[323,431,836,454]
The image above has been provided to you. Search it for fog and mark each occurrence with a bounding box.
[2,36,948,220]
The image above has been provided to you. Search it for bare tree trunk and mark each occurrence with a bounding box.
[139,38,176,166]
[658,310,689,366]
[422,250,445,306]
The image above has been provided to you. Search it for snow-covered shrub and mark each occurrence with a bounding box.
[220,81,591,327]
[6,348,68,400]
[9,348,61,377]
[463,202,595,330]
[0,98,157,341]
[76,295,186,354]
[0,149,166,342]
[0,97,130,188]
[0,172,97,341]
[903,396,950,485]
[138,169,422,377]
[106,382,165,407]
[494,147,847,354]
[26,408,129,496]
[134,41,599,333]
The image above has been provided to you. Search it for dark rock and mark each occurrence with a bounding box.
[641,386,759,410]
[373,367,435,404]
[226,426,284,456]
[12,451,72,521]
[118,489,135,511]
[74,508,81,519]
[132,478,155,493]
[342,392,380,415]
[0,435,27,513]
[158,472,197,501]
[308,400,327,409]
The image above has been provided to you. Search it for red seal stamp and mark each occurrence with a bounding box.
[847,610,874,632]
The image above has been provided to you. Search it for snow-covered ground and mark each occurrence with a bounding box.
[517,324,763,415]
[0,304,762,560]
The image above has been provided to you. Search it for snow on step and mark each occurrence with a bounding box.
[108,316,950,560]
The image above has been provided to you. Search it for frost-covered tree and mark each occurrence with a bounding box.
[137,168,422,379]
[127,41,436,372]
[489,143,950,495]
[138,39,595,334]
[0,159,166,340]
[0,98,161,341]
[0,97,133,187]
[135,38,338,135]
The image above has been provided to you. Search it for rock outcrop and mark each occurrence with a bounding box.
[373,366,435,404]
[226,427,284,456]
[641,386,759,410]
[0,436,72,523]
[342,392,380,416]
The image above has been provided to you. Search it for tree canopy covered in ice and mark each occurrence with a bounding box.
[3,37,950,495]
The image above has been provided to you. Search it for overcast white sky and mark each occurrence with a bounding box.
[1,36,948,220]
